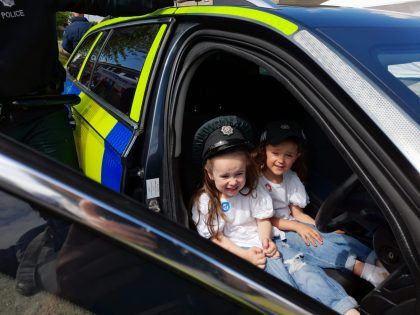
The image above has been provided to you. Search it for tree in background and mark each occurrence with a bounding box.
[56,12,71,65]
[56,12,71,40]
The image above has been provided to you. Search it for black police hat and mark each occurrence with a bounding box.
[260,120,306,145]
[192,115,255,164]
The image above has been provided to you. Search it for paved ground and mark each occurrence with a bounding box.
[0,274,91,315]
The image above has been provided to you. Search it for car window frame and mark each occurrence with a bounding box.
[66,32,101,81]
[161,22,420,279]
[0,133,324,314]
[68,18,173,127]
[66,18,174,199]
[78,30,110,87]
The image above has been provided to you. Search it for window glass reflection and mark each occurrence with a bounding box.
[67,34,97,79]
[90,24,160,116]
[0,189,253,314]
[79,32,109,87]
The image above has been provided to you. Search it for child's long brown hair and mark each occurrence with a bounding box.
[252,137,308,182]
[192,149,259,239]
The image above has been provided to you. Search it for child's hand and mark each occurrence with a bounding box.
[244,247,266,269]
[296,223,323,247]
[334,229,345,234]
[262,238,280,258]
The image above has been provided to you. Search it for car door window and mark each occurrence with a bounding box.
[79,31,109,87]
[66,34,98,79]
[90,24,160,116]
[71,24,167,193]
[0,190,254,314]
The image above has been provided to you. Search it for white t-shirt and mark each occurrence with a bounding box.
[258,171,309,239]
[192,186,273,248]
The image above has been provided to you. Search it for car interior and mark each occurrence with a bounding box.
[173,50,415,310]
[0,38,415,315]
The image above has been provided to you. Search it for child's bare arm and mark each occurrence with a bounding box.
[271,217,323,247]
[271,216,304,232]
[211,233,266,268]
[256,218,272,242]
[256,218,280,258]
[290,204,316,225]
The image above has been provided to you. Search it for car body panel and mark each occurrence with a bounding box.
[130,23,168,122]
[64,6,301,192]
[72,94,132,191]
[64,22,170,192]
[0,133,321,314]
[64,4,420,197]
[173,6,299,35]
[58,5,420,312]
[170,6,420,173]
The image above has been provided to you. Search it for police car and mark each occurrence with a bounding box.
[0,0,419,313]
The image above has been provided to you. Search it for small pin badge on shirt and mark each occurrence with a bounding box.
[221,201,231,212]
[265,183,272,192]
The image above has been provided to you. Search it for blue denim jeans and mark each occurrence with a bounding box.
[283,223,372,271]
[264,255,296,287]
[264,243,357,314]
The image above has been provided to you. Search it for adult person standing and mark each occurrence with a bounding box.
[0,0,174,296]
[0,0,174,166]
[62,12,92,55]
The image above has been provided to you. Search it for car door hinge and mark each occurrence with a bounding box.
[136,168,145,179]
[128,168,144,178]
[148,199,161,213]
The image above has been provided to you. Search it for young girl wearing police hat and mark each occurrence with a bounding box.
[254,120,389,287]
[191,115,359,315]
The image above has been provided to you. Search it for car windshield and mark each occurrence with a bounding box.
[373,44,420,123]
[381,54,420,98]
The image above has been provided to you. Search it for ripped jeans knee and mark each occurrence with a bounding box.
[284,253,306,273]
[276,239,358,314]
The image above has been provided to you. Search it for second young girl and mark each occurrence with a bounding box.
[253,120,389,287]
[191,115,359,315]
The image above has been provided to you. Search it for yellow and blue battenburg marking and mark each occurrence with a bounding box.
[63,22,168,192]
[64,79,133,192]
[101,122,132,191]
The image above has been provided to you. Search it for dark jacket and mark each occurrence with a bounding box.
[0,0,173,99]
[62,16,92,54]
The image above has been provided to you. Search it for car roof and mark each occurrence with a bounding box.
[88,4,420,38]
[90,4,420,44]
[272,5,420,28]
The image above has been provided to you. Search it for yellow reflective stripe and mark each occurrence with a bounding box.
[130,24,168,122]
[74,116,104,183]
[174,6,298,36]
[72,93,117,183]
[73,93,117,138]
[76,32,103,81]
